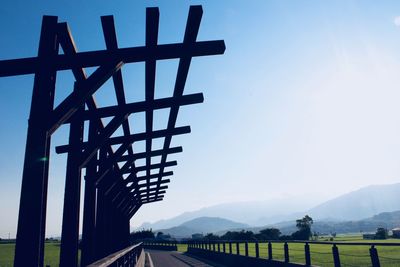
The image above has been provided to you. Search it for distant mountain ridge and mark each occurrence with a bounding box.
[306,183,400,221]
[155,217,249,238]
[138,183,400,231]
[138,196,317,230]
[239,210,400,235]
[151,210,400,238]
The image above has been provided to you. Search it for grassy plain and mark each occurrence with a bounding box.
[184,235,400,267]
[0,242,69,267]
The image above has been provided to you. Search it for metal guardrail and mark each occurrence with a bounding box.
[88,242,143,267]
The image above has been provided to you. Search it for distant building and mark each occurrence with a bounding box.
[192,233,204,239]
[363,234,375,240]
[392,228,400,238]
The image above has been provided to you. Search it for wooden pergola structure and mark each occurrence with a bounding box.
[0,5,225,266]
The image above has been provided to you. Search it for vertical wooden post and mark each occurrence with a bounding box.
[236,242,240,255]
[245,242,249,256]
[223,242,226,253]
[369,245,381,267]
[229,242,232,254]
[81,121,99,266]
[284,242,289,263]
[305,242,311,266]
[332,244,341,267]
[268,242,273,260]
[217,242,220,252]
[14,16,58,267]
[255,242,259,258]
[59,87,84,267]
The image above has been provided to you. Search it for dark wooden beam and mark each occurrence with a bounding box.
[0,40,225,77]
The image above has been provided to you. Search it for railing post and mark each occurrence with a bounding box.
[223,242,226,253]
[268,242,273,260]
[305,242,311,266]
[369,245,381,267]
[218,242,220,252]
[255,241,259,258]
[229,242,232,254]
[332,244,341,267]
[284,242,289,263]
[236,242,240,255]
[245,242,249,256]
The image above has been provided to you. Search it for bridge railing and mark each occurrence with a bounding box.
[87,242,144,267]
[186,240,400,267]
[142,240,178,251]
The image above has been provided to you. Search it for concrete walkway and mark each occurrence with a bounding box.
[145,249,219,267]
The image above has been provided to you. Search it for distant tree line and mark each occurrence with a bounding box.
[130,229,173,242]
[130,215,315,242]
[201,215,314,241]
[130,229,155,241]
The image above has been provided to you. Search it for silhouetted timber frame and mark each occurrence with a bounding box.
[0,5,225,267]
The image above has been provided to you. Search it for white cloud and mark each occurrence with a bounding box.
[394,16,400,27]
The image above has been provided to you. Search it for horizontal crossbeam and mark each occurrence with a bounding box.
[55,126,190,153]
[0,41,226,77]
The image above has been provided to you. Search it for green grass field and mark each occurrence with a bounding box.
[184,236,400,267]
[0,242,74,267]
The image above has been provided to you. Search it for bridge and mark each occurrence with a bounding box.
[0,5,225,267]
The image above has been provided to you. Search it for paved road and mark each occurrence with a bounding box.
[146,249,217,267]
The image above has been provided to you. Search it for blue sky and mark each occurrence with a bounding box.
[2,0,400,237]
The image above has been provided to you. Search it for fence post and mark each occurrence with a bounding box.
[268,242,273,260]
[284,242,289,263]
[255,242,259,258]
[332,244,341,267]
[245,242,249,256]
[369,245,381,267]
[229,242,232,254]
[213,242,216,251]
[236,242,240,255]
[305,242,311,266]
[223,242,226,253]
[218,242,220,252]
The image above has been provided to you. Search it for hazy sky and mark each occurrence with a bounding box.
[1,0,400,238]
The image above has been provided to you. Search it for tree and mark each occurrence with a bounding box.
[130,229,155,241]
[220,230,255,241]
[204,233,219,240]
[156,232,164,238]
[375,228,388,239]
[256,228,281,240]
[291,215,313,240]
[296,215,313,231]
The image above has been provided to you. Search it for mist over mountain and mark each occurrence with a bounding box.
[307,183,400,221]
[138,183,400,231]
[138,196,317,230]
[156,217,249,238]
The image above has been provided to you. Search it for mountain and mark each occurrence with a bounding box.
[156,217,249,238]
[138,183,400,231]
[280,210,400,235]
[217,210,400,236]
[180,217,249,233]
[306,183,400,221]
[138,196,317,229]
